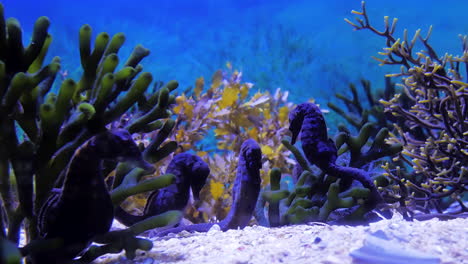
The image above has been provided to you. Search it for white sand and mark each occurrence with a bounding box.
[95,215,468,264]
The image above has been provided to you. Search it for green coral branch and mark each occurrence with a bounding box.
[0,4,181,262]
[284,170,315,207]
[318,181,354,221]
[78,211,182,263]
[281,137,311,172]
[263,168,288,227]
[336,123,402,168]
[111,171,175,205]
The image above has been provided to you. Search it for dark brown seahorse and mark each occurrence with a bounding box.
[114,153,210,226]
[156,139,262,237]
[31,129,153,264]
[289,102,383,207]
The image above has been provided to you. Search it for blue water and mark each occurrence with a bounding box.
[4,0,468,104]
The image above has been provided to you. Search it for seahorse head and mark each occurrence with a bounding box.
[89,129,154,172]
[241,139,262,171]
[288,104,307,145]
[289,103,327,145]
[171,153,210,200]
[189,156,210,200]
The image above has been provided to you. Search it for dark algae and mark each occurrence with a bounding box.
[115,153,210,226]
[156,139,262,236]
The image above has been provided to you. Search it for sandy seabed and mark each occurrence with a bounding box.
[95,214,468,264]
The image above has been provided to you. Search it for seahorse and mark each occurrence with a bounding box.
[288,103,383,207]
[114,153,210,226]
[156,139,262,236]
[32,129,153,263]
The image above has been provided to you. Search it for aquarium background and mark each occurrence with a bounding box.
[0,3,466,260]
[4,0,468,105]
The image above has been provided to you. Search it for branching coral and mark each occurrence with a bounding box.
[0,4,184,263]
[346,1,467,218]
[327,78,397,132]
[257,102,401,226]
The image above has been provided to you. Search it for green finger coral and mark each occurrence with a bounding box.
[256,102,400,227]
[0,3,182,263]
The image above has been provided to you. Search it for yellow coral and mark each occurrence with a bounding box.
[209,180,224,201]
[278,106,289,123]
[240,83,250,100]
[218,85,239,109]
[261,145,274,159]
[166,65,297,221]
[194,77,204,98]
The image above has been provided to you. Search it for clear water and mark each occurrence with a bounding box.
[4,0,468,104]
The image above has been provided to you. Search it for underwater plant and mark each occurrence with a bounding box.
[346,1,467,219]
[0,3,187,263]
[327,78,397,132]
[256,102,401,226]
[168,66,295,222]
